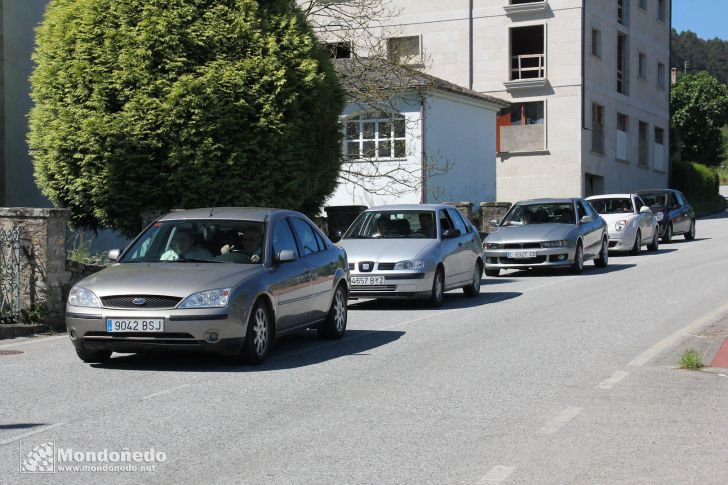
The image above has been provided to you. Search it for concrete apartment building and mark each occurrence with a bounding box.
[348,0,671,202]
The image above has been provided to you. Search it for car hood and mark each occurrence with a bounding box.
[488,224,576,242]
[338,238,438,262]
[75,263,264,298]
[599,213,638,225]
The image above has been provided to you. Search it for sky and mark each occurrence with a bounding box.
[672,0,728,40]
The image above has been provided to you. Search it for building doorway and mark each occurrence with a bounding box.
[584,173,605,197]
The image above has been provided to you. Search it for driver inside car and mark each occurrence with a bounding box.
[220,227,263,263]
[160,229,213,261]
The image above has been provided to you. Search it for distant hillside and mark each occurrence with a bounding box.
[672,29,728,84]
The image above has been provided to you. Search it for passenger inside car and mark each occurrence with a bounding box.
[161,229,214,261]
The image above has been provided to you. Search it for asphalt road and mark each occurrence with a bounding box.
[2,210,728,484]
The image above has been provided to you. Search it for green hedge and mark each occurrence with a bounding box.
[671,161,719,201]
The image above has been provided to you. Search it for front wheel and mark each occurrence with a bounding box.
[75,348,112,363]
[318,285,348,340]
[430,268,444,307]
[240,300,272,365]
[571,242,584,274]
[631,230,642,255]
[463,261,483,297]
[594,238,609,268]
[685,220,696,240]
[647,229,660,251]
[662,223,673,244]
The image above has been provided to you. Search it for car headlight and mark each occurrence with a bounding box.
[68,287,101,308]
[614,220,627,232]
[542,240,568,248]
[485,243,503,250]
[655,212,664,222]
[394,260,426,270]
[179,288,232,308]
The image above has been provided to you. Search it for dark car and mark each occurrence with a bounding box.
[636,189,695,243]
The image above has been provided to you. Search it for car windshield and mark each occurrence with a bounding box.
[343,210,437,239]
[502,203,576,226]
[639,192,667,208]
[120,219,265,264]
[589,198,634,214]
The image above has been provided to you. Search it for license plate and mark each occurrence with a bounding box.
[107,318,164,333]
[506,251,537,259]
[351,276,385,286]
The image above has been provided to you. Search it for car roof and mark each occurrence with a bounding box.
[157,207,297,222]
[586,194,634,200]
[636,189,674,194]
[364,204,450,211]
[515,198,576,205]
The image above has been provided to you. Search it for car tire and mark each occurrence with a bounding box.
[647,229,659,251]
[662,223,672,244]
[571,241,584,275]
[240,300,272,365]
[484,268,500,277]
[318,284,348,340]
[594,238,609,268]
[631,230,642,255]
[430,268,444,307]
[75,348,112,363]
[463,261,483,297]
[685,220,696,240]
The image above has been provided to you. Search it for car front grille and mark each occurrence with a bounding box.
[499,256,548,265]
[350,285,398,293]
[83,331,197,345]
[503,242,542,249]
[101,295,183,309]
[377,263,395,270]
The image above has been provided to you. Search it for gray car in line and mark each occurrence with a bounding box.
[483,198,609,276]
[337,204,484,307]
[66,208,349,365]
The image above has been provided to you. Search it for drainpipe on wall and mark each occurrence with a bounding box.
[581,0,586,131]
[469,0,474,90]
[419,93,427,204]
[668,0,673,188]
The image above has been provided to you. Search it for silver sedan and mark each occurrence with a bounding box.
[337,204,484,307]
[66,208,349,365]
[483,198,609,276]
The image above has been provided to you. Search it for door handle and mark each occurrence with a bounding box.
[458,242,463,247]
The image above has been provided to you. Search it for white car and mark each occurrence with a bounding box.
[586,194,659,254]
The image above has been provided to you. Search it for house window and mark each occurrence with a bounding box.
[618,0,630,26]
[510,25,545,80]
[592,103,605,154]
[326,42,352,59]
[638,0,647,11]
[617,33,629,95]
[638,52,646,79]
[638,121,649,167]
[345,113,406,160]
[654,127,666,172]
[617,113,629,161]
[497,101,545,153]
[657,62,666,88]
[658,0,666,21]
[387,36,421,65]
[591,28,602,58]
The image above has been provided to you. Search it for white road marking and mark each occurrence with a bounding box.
[141,384,191,400]
[597,370,630,389]
[477,465,516,484]
[628,299,728,367]
[0,335,67,349]
[0,422,67,446]
[539,407,582,435]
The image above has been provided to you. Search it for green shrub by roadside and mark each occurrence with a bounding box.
[671,161,726,215]
[679,348,704,370]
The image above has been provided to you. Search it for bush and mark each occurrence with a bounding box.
[30,0,345,236]
[671,161,719,201]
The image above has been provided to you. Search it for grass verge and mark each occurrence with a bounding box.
[679,348,704,370]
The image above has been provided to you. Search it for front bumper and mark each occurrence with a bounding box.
[607,228,636,252]
[484,246,575,269]
[66,307,246,355]
[348,271,434,299]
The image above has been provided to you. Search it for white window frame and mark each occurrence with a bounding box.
[344,113,407,161]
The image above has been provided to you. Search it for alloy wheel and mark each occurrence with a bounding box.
[334,288,347,331]
[253,307,268,356]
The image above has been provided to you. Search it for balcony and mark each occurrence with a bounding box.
[505,25,547,91]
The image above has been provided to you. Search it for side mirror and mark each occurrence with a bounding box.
[580,215,593,224]
[107,249,120,262]
[442,228,461,239]
[331,230,343,243]
[276,249,297,263]
[489,219,499,227]
[640,206,652,214]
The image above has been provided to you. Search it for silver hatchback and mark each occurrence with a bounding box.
[66,208,349,364]
[337,204,484,306]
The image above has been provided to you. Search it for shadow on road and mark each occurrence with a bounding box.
[349,289,521,311]
[0,423,47,430]
[609,248,678,257]
[698,211,728,220]
[662,237,710,244]
[503,263,636,278]
[92,329,405,372]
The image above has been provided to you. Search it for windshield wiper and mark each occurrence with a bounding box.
[162,258,222,263]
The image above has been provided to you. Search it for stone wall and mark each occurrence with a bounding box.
[480,202,512,234]
[0,207,71,326]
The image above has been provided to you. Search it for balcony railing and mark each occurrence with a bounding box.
[511,54,545,80]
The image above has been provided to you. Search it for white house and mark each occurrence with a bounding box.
[328,60,509,209]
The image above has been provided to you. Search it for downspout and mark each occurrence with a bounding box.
[469,0,474,90]
[668,0,673,188]
[420,92,427,204]
[581,0,586,131]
